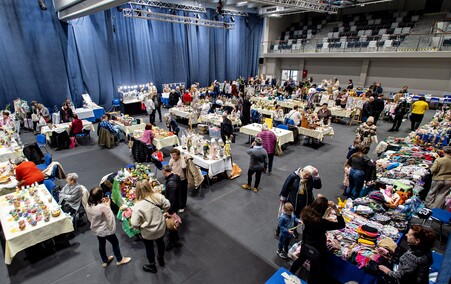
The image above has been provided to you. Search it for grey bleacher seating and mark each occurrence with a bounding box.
[378,29,387,35]
[391,22,399,28]
[361,41,370,48]
[401,27,411,34]
[383,39,393,48]
[411,15,419,22]
[394,28,402,35]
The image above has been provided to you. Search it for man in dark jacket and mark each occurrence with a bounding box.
[277,166,322,236]
[371,94,385,125]
[241,95,252,125]
[361,97,374,122]
[220,113,234,143]
[389,98,409,132]
[242,137,268,192]
[162,164,181,250]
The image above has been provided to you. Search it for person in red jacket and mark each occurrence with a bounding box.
[256,124,277,173]
[14,157,44,187]
[70,114,83,136]
[182,92,192,105]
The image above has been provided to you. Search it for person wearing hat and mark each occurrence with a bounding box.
[388,97,409,132]
[317,103,331,125]
[425,146,451,209]
[242,137,268,192]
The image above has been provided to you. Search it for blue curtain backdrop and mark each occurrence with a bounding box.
[0,1,263,109]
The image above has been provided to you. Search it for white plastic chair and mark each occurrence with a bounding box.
[401,27,411,34]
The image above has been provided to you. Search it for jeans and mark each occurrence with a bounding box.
[347,168,365,199]
[268,154,275,172]
[97,234,123,263]
[180,179,188,209]
[278,234,292,252]
[143,237,165,264]
[247,169,263,188]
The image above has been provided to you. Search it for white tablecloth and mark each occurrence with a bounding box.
[170,107,199,125]
[199,114,241,127]
[0,142,22,163]
[133,130,180,150]
[0,162,18,195]
[52,108,95,123]
[330,107,354,118]
[175,146,232,178]
[239,123,294,147]
[115,122,146,136]
[41,120,94,140]
[251,107,274,118]
[297,126,335,140]
[0,184,74,264]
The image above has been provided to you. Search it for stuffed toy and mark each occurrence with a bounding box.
[381,186,394,203]
[387,190,410,208]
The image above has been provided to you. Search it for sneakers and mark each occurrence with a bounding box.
[117,256,131,266]
[143,264,157,273]
[252,187,259,192]
[178,208,185,213]
[242,184,251,190]
[276,250,288,259]
[102,256,114,267]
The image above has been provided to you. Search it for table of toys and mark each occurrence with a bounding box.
[111,164,164,237]
[413,109,451,147]
[133,126,180,150]
[289,195,423,284]
[0,184,73,264]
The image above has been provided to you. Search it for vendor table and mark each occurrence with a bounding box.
[297,126,334,141]
[199,114,241,127]
[115,122,146,136]
[0,184,74,264]
[265,267,306,284]
[330,107,354,118]
[169,107,199,125]
[0,141,22,163]
[133,129,180,150]
[251,107,274,118]
[239,123,294,147]
[122,99,145,115]
[52,108,95,124]
[0,162,18,196]
[40,120,94,141]
[174,146,232,178]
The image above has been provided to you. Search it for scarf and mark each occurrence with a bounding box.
[298,178,308,195]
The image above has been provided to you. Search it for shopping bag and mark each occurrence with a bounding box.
[275,144,283,156]
[141,102,146,111]
[229,163,241,179]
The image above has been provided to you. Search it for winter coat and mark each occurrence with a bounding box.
[164,173,181,214]
[279,169,322,214]
[130,194,170,240]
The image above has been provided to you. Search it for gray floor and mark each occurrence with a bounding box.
[0,109,447,284]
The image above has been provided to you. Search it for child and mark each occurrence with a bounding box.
[86,187,131,267]
[277,202,302,259]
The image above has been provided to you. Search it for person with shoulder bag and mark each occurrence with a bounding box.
[130,180,170,273]
[290,197,345,284]
[161,164,182,250]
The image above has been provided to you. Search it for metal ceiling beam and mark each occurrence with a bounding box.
[128,0,207,13]
[123,8,235,29]
[252,0,338,13]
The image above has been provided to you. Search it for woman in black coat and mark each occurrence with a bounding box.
[241,95,251,125]
[162,165,181,250]
[290,197,345,284]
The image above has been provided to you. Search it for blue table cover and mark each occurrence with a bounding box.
[265,267,306,284]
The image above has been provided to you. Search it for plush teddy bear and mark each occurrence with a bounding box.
[388,190,411,208]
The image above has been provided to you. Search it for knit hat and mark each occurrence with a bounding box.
[378,238,397,252]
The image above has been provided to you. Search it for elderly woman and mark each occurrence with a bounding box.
[356,116,377,147]
[15,157,44,187]
[58,173,83,216]
[277,165,322,237]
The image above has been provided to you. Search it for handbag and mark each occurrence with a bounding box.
[141,102,146,111]
[300,243,321,263]
[275,144,283,156]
